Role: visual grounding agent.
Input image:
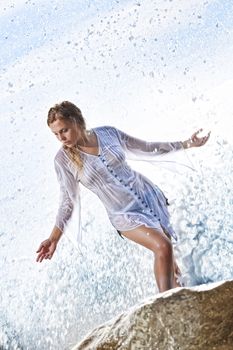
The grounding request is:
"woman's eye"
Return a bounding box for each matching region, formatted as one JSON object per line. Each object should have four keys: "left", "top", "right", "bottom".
{"left": 62, "top": 129, "right": 68, "bottom": 133}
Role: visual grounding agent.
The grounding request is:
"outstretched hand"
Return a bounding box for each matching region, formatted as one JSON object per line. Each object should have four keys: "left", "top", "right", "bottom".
{"left": 36, "top": 239, "right": 57, "bottom": 262}
{"left": 188, "top": 128, "right": 211, "bottom": 148}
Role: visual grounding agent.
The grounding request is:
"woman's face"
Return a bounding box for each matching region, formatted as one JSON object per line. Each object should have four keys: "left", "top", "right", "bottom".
{"left": 49, "top": 118, "right": 83, "bottom": 148}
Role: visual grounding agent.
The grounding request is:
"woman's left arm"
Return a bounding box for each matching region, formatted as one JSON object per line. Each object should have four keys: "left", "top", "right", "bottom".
{"left": 115, "top": 127, "right": 210, "bottom": 156}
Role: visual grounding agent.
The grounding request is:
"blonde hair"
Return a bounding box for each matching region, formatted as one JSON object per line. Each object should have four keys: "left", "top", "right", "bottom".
{"left": 47, "top": 101, "right": 86, "bottom": 169}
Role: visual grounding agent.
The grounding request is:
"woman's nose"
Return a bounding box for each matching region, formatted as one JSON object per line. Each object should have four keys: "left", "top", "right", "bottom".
{"left": 58, "top": 134, "right": 66, "bottom": 141}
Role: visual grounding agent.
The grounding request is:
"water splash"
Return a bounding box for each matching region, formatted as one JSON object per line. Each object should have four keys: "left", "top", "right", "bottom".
{"left": 1, "top": 0, "right": 233, "bottom": 349}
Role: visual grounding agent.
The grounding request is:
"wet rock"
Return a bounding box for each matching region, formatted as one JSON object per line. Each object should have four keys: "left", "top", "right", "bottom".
{"left": 71, "top": 280, "right": 233, "bottom": 350}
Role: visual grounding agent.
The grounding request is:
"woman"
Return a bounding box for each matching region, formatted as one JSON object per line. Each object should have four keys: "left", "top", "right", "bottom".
{"left": 36, "top": 101, "right": 210, "bottom": 292}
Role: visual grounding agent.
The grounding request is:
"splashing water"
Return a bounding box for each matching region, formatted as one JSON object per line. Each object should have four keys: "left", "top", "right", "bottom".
{"left": 0, "top": 0, "right": 233, "bottom": 348}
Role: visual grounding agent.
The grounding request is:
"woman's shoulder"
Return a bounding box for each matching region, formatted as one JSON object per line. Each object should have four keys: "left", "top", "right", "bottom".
{"left": 93, "top": 125, "right": 117, "bottom": 133}
{"left": 92, "top": 125, "right": 122, "bottom": 138}
{"left": 54, "top": 147, "right": 70, "bottom": 166}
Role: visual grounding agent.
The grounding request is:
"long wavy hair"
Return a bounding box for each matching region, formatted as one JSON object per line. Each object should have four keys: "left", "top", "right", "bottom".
{"left": 47, "top": 101, "right": 86, "bottom": 169}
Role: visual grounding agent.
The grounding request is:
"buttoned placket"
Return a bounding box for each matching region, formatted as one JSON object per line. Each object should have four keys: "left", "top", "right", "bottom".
{"left": 98, "top": 154, "right": 160, "bottom": 221}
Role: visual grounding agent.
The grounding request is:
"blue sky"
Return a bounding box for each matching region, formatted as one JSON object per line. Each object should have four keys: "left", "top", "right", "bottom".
{"left": 1, "top": 0, "right": 233, "bottom": 70}
{"left": 0, "top": 0, "right": 129, "bottom": 68}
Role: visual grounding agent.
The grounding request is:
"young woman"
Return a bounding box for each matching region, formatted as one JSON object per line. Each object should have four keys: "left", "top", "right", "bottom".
{"left": 36, "top": 101, "right": 210, "bottom": 292}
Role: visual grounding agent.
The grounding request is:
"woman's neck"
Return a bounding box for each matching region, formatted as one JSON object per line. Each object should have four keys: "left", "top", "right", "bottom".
{"left": 76, "top": 129, "right": 95, "bottom": 148}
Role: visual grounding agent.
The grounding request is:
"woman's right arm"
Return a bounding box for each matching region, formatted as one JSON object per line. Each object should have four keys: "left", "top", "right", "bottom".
{"left": 36, "top": 154, "right": 77, "bottom": 262}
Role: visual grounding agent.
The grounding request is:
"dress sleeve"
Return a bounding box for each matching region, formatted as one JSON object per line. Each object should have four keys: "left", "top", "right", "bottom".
{"left": 115, "top": 127, "right": 183, "bottom": 158}
{"left": 54, "top": 158, "right": 79, "bottom": 233}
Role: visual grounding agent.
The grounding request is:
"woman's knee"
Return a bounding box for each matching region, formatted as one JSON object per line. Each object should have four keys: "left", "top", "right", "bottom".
{"left": 152, "top": 236, "right": 173, "bottom": 258}
{"left": 120, "top": 225, "right": 173, "bottom": 258}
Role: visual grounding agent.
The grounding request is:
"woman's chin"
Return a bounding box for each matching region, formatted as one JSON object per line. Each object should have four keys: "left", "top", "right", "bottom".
{"left": 63, "top": 142, "right": 72, "bottom": 147}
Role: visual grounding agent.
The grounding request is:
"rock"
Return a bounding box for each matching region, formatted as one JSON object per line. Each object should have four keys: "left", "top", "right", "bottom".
{"left": 71, "top": 280, "right": 233, "bottom": 350}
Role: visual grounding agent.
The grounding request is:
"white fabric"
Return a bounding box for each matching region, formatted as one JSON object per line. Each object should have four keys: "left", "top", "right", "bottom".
{"left": 54, "top": 126, "right": 190, "bottom": 243}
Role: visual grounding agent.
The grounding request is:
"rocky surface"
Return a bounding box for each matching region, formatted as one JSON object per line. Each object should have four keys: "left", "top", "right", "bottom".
{"left": 71, "top": 280, "right": 233, "bottom": 350}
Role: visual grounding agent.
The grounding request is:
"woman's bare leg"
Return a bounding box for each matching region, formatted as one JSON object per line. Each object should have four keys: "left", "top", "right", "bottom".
{"left": 162, "top": 228, "right": 183, "bottom": 288}
{"left": 173, "top": 259, "right": 182, "bottom": 287}
{"left": 120, "top": 225, "right": 176, "bottom": 292}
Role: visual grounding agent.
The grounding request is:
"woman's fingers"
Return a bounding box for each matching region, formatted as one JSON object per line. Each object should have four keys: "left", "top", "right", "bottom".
{"left": 191, "top": 128, "right": 203, "bottom": 141}
{"left": 36, "top": 252, "right": 45, "bottom": 262}
{"left": 200, "top": 131, "right": 211, "bottom": 145}
{"left": 190, "top": 129, "right": 211, "bottom": 147}
{"left": 36, "top": 243, "right": 48, "bottom": 262}
{"left": 36, "top": 252, "right": 52, "bottom": 262}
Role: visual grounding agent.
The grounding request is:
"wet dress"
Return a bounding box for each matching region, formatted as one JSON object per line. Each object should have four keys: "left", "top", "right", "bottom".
{"left": 54, "top": 126, "right": 184, "bottom": 243}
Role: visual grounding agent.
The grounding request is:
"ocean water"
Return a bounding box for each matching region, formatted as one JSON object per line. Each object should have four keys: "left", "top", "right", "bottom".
{"left": 0, "top": 0, "right": 233, "bottom": 349}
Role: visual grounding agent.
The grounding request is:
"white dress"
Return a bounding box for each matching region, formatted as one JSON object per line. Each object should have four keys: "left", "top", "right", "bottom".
{"left": 54, "top": 126, "right": 184, "bottom": 243}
